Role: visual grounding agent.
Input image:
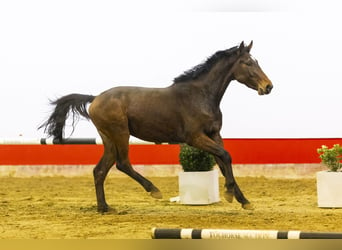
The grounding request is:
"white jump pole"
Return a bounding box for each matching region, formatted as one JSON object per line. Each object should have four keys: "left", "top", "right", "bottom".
{"left": 151, "top": 228, "right": 342, "bottom": 239}
{"left": 0, "top": 138, "right": 157, "bottom": 145}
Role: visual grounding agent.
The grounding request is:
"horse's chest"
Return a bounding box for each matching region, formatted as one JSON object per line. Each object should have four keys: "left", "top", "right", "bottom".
{"left": 201, "top": 113, "right": 222, "bottom": 132}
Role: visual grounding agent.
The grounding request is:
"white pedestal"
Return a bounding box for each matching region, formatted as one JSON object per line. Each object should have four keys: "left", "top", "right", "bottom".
{"left": 178, "top": 169, "right": 220, "bottom": 205}
{"left": 317, "top": 171, "right": 342, "bottom": 208}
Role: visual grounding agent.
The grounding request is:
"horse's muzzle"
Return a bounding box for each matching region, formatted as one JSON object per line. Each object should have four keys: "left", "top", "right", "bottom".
{"left": 258, "top": 84, "right": 273, "bottom": 95}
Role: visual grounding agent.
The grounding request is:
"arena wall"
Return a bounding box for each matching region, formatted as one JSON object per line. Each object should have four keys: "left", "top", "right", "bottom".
{"left": 0, "top": 138, "right": 340, "bottom": 178}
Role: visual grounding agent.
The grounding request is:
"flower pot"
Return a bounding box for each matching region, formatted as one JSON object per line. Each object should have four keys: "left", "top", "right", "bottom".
{"left": 178, "top": 169, "right": 220, "bottom": 205}
{"left": 316, "top": 171, "right": 342, "bottom": 208}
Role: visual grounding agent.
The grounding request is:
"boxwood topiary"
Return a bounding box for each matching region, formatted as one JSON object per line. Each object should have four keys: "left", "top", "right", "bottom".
{"left": 179, "top": 144, "right": 216, "bottom": 172}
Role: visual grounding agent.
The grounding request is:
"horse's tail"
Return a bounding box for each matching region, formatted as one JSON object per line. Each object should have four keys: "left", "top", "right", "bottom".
{"left": 39, "top": 94, "right": 96, "bottom": 141}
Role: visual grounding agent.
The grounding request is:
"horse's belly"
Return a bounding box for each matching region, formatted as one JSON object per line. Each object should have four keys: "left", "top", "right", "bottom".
{"left": 128, "top": 119, "right": 184, "bottom": 144}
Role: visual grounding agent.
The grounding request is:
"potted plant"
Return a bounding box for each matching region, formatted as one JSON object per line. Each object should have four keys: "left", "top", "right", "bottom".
{"left": 178, "top": 144, "right": 220, "bottom": 205}
{"left": 316, "top": 144, "right": 342, "bottom": 208}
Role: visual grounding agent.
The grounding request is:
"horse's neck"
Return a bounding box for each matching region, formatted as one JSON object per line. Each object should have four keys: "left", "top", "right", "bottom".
{"left": 173, "top": 78, "right": 231, "bottom": 110}
{"left": 170, "top": 58, "right": 235, "bottom": 107}
{"left": 196, "top": 66, "right": 234, "bottom": 106}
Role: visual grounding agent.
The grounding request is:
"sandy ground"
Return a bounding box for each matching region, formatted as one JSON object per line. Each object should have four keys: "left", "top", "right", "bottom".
{"left": 1, "top": 175, "right": 342, "bottom": 239}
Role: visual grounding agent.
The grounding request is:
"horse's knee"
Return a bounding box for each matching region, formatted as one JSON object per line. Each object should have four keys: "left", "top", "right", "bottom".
{"left": 221, "top": 150, "right": 232, "bottom": 165}
{"left": 116, "top": 162, "right": 127, "bottom": 173}
{"left": 116, "top": 159, "right": 133, "bottom": 175}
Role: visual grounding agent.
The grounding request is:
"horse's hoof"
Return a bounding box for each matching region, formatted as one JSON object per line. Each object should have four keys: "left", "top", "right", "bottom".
{"left": 97, "top": 207, "right": 107, "bottom": 213}
{"left": 224, "top": 191, "right": 234, "bottom": 203}
{"left": 242, "top": 203, "right": 254, "bottom": 210}
{"left": 150, "top": 186, "right": 163, "bottom": 199}
{"left": 106, "top": 207, "right": 118, "bottom": 214}
{"left": 98, "top": 206, "right": 117, "bottom": 214}
{"left": 150, "top": 190, "right": 163, "bottom": 199}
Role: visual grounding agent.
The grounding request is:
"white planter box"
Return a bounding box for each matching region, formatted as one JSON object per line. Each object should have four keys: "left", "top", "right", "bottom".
{"left": 317, "top": 171, "right": 342, "bottom": 208}
{"left": 178, "top": 169, "right": 220, "bottom": 205}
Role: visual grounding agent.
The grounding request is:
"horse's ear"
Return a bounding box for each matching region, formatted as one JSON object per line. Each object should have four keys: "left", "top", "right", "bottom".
{"left": 238, "top": 41, "right": 245, "bottom": 53}
{"left": 246, "top": 40, "right": 253, "bottom": 52}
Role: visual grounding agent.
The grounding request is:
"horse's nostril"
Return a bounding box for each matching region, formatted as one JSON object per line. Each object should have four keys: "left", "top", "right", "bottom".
{"left": 266, "top": 84, "right": 273, "bottom": 93}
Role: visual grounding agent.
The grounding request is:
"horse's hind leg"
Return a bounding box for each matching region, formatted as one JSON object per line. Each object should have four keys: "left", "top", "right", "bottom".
{"left": 114, "top": 136, "right": 162, "bottom": 199}
{"left": 93, "top": 134, "right": 116, "bottom": 213}
{"left": 117, "top": 160, "right": 163, "bottom": 199}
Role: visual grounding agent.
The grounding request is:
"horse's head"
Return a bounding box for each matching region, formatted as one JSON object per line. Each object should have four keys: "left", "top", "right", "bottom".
{"left": 232, "top": 41, "right": 273, "bottom": 95}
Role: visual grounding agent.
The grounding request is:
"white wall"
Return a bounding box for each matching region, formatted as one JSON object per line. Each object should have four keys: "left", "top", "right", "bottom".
{"left": 0, "top": 0, "right": 341, "bottom": 139}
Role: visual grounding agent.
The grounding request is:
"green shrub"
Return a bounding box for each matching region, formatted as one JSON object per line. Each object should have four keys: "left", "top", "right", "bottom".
{"left": 317, "top": 144, "right": 342, "bottom": 172}
{"left": 179, "top": 144, "right": 216, "bottom": 172}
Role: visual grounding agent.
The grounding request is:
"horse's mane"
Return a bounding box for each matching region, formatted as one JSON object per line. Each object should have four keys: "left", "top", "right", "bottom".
{"left": 173, "top": 46, "right": 239, "bottom": 84}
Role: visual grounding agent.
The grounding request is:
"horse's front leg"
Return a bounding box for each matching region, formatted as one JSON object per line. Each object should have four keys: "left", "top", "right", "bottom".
{"left": 191, "top": 133, "right": 252, "bottom": 209}
{"left": 212, "top": 134, "right": 252, "bottom": 209}
{"left": 213, "top": 153, "right": 234, "bottom": 203}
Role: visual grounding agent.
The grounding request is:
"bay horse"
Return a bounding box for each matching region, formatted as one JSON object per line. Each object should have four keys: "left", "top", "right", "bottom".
{"left": 40, "top": 41, "right": 273, "bottom": 213}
